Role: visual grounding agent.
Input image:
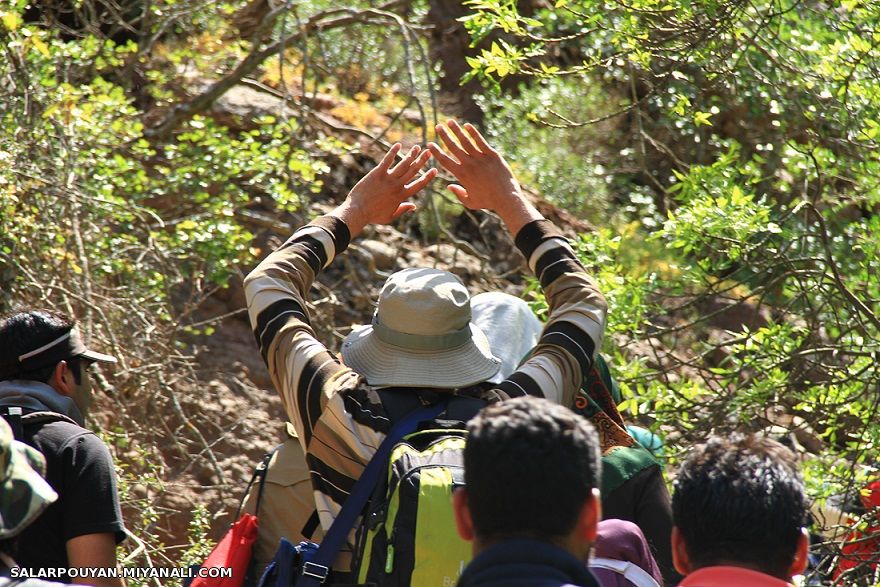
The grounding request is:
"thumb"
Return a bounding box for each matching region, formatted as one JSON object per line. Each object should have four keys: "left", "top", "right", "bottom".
{"left": 391, "top": 202, "right": 417, "bottom": 220}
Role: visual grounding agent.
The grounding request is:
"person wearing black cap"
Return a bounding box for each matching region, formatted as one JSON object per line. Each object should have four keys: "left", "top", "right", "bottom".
{"left": 0, "top": 310, "right": 126, "bottom": 585}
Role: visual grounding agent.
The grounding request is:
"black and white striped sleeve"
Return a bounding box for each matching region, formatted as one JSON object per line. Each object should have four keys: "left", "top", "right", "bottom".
{"left": 496, "top": 219, "right": 607, "bottom": 407}
{"left": 243, "top": 215, "right": 354, "bottom": 446}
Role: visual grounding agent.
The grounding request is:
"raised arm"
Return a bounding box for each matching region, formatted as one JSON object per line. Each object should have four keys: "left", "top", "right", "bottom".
{"left": 243, "top": 144, "right": 435, "bottom": 446}
{"left": 428, "top": 120, "right": 542, "bottom": 235}
{"left": 332, "top": 143, "right": 436, "bottom": 236}
{"left": 430, "top": 121, "right": 607, "bottom": 407}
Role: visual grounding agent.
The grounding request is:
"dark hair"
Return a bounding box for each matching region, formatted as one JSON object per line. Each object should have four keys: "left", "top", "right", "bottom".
{"left": 464, "top": 396, "right": 601, "bottom": 542}
{"left": 672, "top": 433, "right": 809, "bottom": 578}
{"left": 0, "top": 310, "right": 82, "bottom": 384}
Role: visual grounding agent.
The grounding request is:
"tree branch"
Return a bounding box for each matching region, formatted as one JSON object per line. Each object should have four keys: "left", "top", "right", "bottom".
{"left": 144, "top": 0, "right": 407, "bottom": 141}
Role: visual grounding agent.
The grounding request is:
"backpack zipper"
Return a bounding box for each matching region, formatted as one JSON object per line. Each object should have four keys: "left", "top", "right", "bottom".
{"left": 385, "top": 541, "right": 395, "bottom": 574}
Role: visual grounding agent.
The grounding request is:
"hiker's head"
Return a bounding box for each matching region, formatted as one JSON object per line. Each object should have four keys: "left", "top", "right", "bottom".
{"left": 0, "top": 310, "right": 116, "bottom": 416}
{"left": 671, "top": 433, "right": 810, "bottom": 580}
{"left": 470, "top": 292, "right": 543, "bottom": 384}
{"left": 0, "top": 416, "right": 57, "bottom": 552}
{"left": 341, "top": 268, "right": 501, "bottom": 388}
{"left": 454, "top": 396, "right": 602, "bottom": 558}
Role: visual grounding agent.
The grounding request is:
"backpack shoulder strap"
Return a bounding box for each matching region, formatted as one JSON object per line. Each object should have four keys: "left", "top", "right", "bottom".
{"left": 235, "top": 446, "right": 278, "bottom": 519}
{"left": 377, "top": 388, "right": 424, "bottom": 423}
{"left": 0, "top": 407, "right": 76, "bottom": 440}
{"left": 379, "top": 389, "right": 485, "bottom": 425}
{"left": 590, "top": 557, "right": 661, "bottom": 587}
{"left": 443, "top": 394, "right": 487, "bottom": 422}
{"left": 296, "top": 401, "right": 445, "bottom": 587}
{"left": 21, "top": 410, "right": 79, "bottom": 427}
{"left": 300, "top": 510, "right": 320, "bottom": 541}
{"left": 1, "top": 406, "right": 24, "bottom": 440}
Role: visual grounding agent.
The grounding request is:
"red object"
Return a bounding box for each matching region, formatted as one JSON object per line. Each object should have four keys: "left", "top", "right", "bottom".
{"left": 834, "top": 480, "right": 880, "bottom": 580}
{"left": 863, "top": 479, "right": 880, "bottom": 509}
{"left": 190, "top": 514, "right": 259, "bottom": 587}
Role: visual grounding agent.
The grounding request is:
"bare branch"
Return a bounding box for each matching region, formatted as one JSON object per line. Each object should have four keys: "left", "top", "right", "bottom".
{"left": 144, "top": 0, "right": 408, "bottom": 140}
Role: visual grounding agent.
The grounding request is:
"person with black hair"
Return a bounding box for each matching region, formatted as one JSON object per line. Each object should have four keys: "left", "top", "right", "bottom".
{"left": 452, "top": 396, "right": 603, "bottom": 587}
{"left": 0, "top": 310, "right": 126, "bottom": 585}
{"left": 671, "top": 434, "right": 810, "bottom": 587}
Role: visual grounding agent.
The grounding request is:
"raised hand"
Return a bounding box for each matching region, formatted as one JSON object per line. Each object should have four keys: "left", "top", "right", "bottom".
{"left": 336, "top": 143, "right": 437, "bottom": 236}
{"left": 428, "top": 120, "right": 542, "bottom": 234}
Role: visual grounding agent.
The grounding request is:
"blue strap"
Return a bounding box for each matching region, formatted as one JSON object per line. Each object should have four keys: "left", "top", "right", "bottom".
{"left": 297, "top": 401, "right": 445, "bottom": 586}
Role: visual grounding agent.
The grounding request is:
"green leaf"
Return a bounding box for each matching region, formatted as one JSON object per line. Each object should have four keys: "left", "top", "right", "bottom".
{"left": 1, "top": 11, "right": 21, "bottom": 31}
{"left": 693, "top": 111, "right": 713, "bottom": 126}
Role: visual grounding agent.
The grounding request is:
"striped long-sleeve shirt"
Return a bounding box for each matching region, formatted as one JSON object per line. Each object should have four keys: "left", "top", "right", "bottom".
{"left": 243, "top": 214, "right": 607, "bottom": 545}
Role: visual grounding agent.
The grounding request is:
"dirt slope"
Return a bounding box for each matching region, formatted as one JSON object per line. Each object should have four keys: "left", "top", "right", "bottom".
{"left": 116, "top": 82, "right": 593, "bottom": 549}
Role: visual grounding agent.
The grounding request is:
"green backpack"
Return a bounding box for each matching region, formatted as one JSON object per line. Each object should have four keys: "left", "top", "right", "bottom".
{"left": 353, "top": 390, "right": 486, "bottom": 587}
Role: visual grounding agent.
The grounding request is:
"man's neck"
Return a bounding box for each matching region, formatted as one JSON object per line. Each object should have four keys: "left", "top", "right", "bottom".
{"left": 474, "top": 533, "right": 590, "bottom": 562}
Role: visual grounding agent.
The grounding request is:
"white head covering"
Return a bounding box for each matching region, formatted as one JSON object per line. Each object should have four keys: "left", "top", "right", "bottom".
{"left": 470, "top": 292, "right": 544, "bottom": 383}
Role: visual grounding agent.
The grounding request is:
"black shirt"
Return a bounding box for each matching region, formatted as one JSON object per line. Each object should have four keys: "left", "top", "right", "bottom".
{"left": 602, "top": 464, "right": 682, "bottom": 585}
{"left": 15, "top": 417, "right": 126, "bottom": 569}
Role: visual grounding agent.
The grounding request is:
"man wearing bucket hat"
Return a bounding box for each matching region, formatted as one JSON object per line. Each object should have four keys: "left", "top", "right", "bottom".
{"left": 0, "top": 310, "right": 125, "bottom": 585}
{"left": 340, "top": 267, "right": 505, "bottom": 387}
{"left": 244, "top": 120, "right": 607, "bottom": 573}
{"left": 240, "top": 291, "right": 544, "bottom": 579}
{"left": 0, "top": 417, "right": 76, "bottom": 586}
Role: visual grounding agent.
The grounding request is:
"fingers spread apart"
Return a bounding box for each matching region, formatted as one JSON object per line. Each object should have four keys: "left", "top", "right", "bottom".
{"left": 435, "top": 124, "right": 468, "bottom": 161}
{"left": 446, "top": 120, "right": 481, "bottom": 155}
{"left": 378, "top": 143, "right": 403, "bottom": 172}
{"left": 428, "top": 141, "right": 460, "bottom": 171}
{"left": 463, "top": 122, "right": 494, "bottom": 154}
{"left": 396, "top": 149, "right": 432, "bottom": 183}
{"left": 389, "top": 145, "right": 422, "bottom": 177}
{"left": 404, "top": 167, "right": 438, "bottom": 196}
{"left": 430, "top": 120, "right": 496, "bottom": 172}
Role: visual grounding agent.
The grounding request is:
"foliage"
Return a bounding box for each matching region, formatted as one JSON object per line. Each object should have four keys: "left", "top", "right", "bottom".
{"left": 467, "top": 0, "right": 880, "bottom": 582}
{"left": 462, "top": 0, "right": 880, "bottom": 215}
{"left": 112, "top": 439, "right": 166, "bottom": 586}
{"left": 476, "top": 76, "right": 615, "bottom": 222}
{"left": 0, "top": 0, "right": 449, "bottom": 573}
{"left": 0, "top": 0, "right": 342, "bottom": 574}
{"left": 175, "top": 504, "right": 216, "bottom": 585}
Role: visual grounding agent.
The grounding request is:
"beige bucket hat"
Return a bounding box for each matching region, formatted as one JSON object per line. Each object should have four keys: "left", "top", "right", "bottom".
{"left": 342, "top": 268, "right": 501, "bottom": 388}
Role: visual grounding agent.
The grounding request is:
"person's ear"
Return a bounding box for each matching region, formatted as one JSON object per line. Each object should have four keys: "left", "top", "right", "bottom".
{"left": 788, "top": 528, "right": 810, "bottom": 577}
{"left": 671, "top": 526, "right": 692, "bottom": 576}
{"left": 50, "top": 361, "right": 74, "bottom": 396}
{"left": 452, "top": 488, "right": 475, "bottom": 542}
{"left": 576, "top": 488, "right": 601, "bottom": 543}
